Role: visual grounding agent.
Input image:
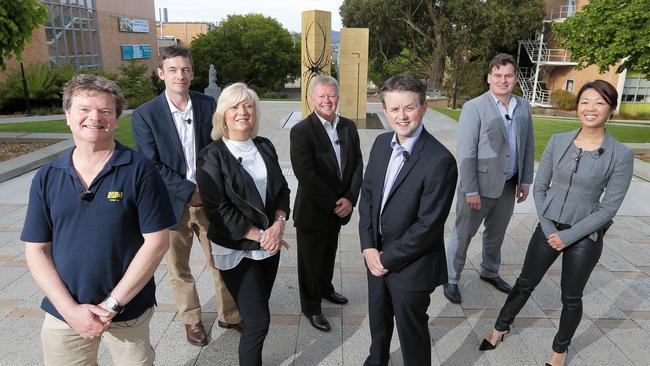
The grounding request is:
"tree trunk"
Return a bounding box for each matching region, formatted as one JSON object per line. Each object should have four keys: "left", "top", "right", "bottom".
{"left": 430, "top": 33, "right": 445, "bottom": 92}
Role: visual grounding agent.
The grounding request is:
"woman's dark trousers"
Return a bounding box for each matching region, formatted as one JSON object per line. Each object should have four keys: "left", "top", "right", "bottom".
{"left": 220, "top": 253, "right": 280, "bottom": 365}
{"left": 495, "top": 224, "right": 603, "bottom": 353}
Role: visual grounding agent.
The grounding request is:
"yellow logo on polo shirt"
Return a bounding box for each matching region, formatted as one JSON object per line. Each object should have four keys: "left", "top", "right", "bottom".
{"left": 107, "top": 191, "right": 123, "bottom": 202}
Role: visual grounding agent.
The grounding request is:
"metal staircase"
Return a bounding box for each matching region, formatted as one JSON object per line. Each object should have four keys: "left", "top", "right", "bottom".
{"left": 517, "top": 67, "right": 551, "bottom": 107}
{"left": 516, "top": 1, "right": 578, "bottom": 107}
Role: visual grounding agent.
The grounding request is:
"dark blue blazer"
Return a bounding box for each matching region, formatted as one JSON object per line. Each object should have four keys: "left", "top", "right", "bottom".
{"left": 132, "top": 91, "right": 216, "bottom": 228}
{"left": 359, "top": 128, "right": 458, "bottom": 290}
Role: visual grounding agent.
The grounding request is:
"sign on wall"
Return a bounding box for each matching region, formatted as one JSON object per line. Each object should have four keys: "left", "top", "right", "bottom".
{"left": 119, "top": 17, "right": 150, "bottom": 33}
{"left": 121, "top": 44, "right": 152, "bottom": 60}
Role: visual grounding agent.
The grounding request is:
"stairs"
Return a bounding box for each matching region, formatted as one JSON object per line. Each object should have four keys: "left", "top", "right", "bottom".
{"left": 517, "top": 67, "right": 552, "bottom": 107}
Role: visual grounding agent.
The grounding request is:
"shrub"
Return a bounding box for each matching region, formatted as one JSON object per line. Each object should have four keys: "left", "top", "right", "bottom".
{"left": 116, "top": 61, "right": 156, "bottom": 110}
{"left": 261, "top": 91, "right": 288, "bottom": 99}
{"left": 617, "top": 111, "right": 650, "bottom": 121}
{"left": 550, "top": 89, "right": 576, "bottom": 110}
{"left": 0, "top": 62, "right": 76, "bottom": 114}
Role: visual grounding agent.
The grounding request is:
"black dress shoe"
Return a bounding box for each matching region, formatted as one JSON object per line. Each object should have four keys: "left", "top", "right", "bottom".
{"left": 443, "top": 283, "right": 461, "bottom": 304}
{"left": 308, "top": 313, "right": 331, "bottom": 332}
{"left": 479, "top": 275, "right": 512, "bottom": 294}
{"left": 324, "top": 291, "right": 348, "bottom": 304}
{"left": 217, "top": 320, "right": 243, "bottom": 334}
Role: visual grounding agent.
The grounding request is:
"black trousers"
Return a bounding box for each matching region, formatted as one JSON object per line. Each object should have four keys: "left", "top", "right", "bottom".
{"left": 296, "top": 226, "right": 341, "bottom": 316}
{"left": 364, "top": 271, "right": 432, "bottom": 366}
{"left": 495, "top": 223, "right": 603, "bottom": 353}
{"left": 220, "top": 253, "right": 280, "bottom": 366}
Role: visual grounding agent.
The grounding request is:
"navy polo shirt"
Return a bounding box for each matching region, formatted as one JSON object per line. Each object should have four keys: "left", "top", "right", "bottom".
{"left": 21, "top": 141, "right": 175, "bottom": 322}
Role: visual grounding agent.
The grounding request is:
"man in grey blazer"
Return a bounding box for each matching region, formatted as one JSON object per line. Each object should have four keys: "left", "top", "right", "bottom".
{"left": 444, "top": 53, "right": 534, "bottom": 304}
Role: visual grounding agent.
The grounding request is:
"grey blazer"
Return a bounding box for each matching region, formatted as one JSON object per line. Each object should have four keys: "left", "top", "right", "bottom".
{"left": 457, "top": 91, "right": 535, "bottom": 198}
{"left": 534, "top": 129, "right": 634, "bottom": 246}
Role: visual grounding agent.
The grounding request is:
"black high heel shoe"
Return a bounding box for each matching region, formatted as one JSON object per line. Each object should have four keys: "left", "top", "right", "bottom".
{"left": 478, "top": 329, "right": 509, "bottom": 351}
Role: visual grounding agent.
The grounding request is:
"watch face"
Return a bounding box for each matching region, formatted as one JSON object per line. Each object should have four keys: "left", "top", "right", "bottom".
{"left": 106, "top": 297, "right": 117, "bottom": 309}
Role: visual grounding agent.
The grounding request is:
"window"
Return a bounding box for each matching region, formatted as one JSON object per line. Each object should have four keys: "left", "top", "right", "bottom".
{"left": 622, "top": 75, "right": 650, "bottom": 104}
{"left": 565, "top": 79, "right": 574, "bottom": 92}
{"left": 43, "top": 0, "right": 100, "bottom": 69}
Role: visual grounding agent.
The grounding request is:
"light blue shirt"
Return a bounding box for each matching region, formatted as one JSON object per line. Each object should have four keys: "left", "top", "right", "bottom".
{"left": 490, "top": 92, "right": 518, "bottom": 180}
{"left": 380, "top": 123, "right": 423, "bottom": 213}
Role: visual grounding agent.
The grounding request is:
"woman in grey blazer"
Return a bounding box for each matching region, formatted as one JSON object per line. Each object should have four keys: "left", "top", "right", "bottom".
{"left": 479, "top": 80, "right": 634, "bottom": 366}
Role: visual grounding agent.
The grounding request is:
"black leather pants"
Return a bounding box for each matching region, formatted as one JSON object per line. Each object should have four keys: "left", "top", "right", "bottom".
{"left": 495, "top": 223, "right": 603, "bottom": 353}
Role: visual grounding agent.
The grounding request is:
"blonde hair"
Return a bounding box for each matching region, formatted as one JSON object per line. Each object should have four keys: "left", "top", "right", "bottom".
{"left": 211, "top": 82, "right": 261, "bottom": 140}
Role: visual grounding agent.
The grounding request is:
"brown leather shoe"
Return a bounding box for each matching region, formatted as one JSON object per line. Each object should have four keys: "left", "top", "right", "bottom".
{"left": 185, "top": 323, "right": 208, "bottom": 346}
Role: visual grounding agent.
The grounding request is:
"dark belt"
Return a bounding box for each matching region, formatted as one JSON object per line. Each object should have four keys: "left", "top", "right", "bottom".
{"left": 555, "top": 222, "right": 571, "bottom": 230}
{"left": 506, "top": 174, "right": 518, "bottom": 184}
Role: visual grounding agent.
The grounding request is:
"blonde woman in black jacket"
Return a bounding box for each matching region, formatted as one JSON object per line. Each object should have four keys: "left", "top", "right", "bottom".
{"left": 196, "top": 83, "right": 290, "bottom": 366}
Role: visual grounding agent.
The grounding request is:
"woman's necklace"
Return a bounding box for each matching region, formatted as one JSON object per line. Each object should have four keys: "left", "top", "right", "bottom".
{"left": 226, "top": 138, "right": 255, "bottom": 154}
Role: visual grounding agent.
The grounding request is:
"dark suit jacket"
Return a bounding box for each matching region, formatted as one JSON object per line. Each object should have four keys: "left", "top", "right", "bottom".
{"left": 359, "top": 128, "right": 458, "bottom": 291}
{"left": 131, "top": 91, "right": 216, "bottom": 228}
{"left": 290, "top": 112, "right": 363, "bottom": 229}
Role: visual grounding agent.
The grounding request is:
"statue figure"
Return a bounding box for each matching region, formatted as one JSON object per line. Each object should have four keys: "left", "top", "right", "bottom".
{"left": 208, "top": 65, "right": 218, "bottom": 87}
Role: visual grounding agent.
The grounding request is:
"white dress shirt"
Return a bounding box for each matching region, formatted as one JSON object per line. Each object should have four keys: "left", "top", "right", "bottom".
{"left": 165, "top": 91, "right": 197, "bottom": 183}
{"left": 315, "top": 113, "right": 342, "bottom": 175}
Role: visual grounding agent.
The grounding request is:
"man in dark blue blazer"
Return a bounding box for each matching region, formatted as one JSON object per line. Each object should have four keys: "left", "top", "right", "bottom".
{"left": 131, "top": 46, "right": 240, "bottom": 346}
{"left": 359, "top": 75, "right": 458, "bottom": 365}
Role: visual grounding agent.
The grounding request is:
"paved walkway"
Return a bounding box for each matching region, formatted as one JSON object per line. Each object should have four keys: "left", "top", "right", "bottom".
{"left": 1, "top": 101, "right": 650, "bottom": 365}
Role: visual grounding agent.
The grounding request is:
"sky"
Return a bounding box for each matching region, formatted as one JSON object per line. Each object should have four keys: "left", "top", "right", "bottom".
{"left": 153, "top": 0, "right": 345, "bottom": 32}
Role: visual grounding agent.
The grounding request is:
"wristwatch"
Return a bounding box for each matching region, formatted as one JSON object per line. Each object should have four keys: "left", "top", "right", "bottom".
{"left": 104, "top": 296, "right": 125, "bottom": 314}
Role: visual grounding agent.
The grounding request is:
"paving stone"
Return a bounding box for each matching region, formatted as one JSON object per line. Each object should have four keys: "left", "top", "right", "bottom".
{"left": 341, "top": 272, "right": 368, "bottom": 317}
{"left": 564, "top": 319, "right": 634, "bottom": 366}
{"left": 294, "top": 315, "right": 343, "bottom": 365}
{"left": 270, "top": 272, "right": 301, "bottom": 315}
{"left": 2, "top": 105, "right": 650, "bottom": 365}
{"left": 598, "top": 246, "right": 640, "bottom": 272}
{"left": 0, "top": 315, "right": 44, "bottom": 365}
{"left": 0, "top": 270, "right": 40, "bottom": 300}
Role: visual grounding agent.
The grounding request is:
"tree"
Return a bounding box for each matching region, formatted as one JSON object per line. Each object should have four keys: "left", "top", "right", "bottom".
{"left": 340, "top": 0, "right": 544, "bottom": 91}
{"left": 0, "top": 0, "right": 49, "bottom": 69}
{"left": 190, "top": 14, "right": 298, "bottom": 90}
{"left": 553, "top": 0, "right": 650, "bottom": 78}
{"left": 117, "top": 61, "right": 156, "bottom": 109}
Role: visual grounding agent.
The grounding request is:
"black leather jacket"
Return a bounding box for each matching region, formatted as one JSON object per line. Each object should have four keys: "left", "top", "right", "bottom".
{"left": 197, "top": 136, "right": 290, "bottom": 250}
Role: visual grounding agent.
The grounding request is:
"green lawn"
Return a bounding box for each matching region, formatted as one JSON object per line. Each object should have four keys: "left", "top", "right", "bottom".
{"left": 0, "top": 115, "right": 136, "bottom": 148}
{"left": 3, "top": 110, "right": 649, "bottom": 161}
{"left": 433, "top": 107, "right": 650, "bottom": 160}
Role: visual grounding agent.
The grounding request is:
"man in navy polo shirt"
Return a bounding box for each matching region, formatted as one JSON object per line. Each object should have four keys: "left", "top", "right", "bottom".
{"left": 22, "top": 74, "right": 174, "bottom": 365}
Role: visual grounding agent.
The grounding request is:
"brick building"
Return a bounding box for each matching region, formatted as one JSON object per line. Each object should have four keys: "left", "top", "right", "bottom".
{"left": 1, "top": 0, "right": 157, "bottom": 80}
{"left": 155, "top": 22, "right": 213, "bottom": 47}
{"left": 517, "top": 0, "right": 649, "bottom": 115}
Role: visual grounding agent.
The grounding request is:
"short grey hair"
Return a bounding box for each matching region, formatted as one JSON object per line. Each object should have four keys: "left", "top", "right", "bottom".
{"left": 62, "top": 74, "right": 126, "bottom": 117}
{"left": 308, "top": 75, "right": 339, "bottom": 95}
{"left": 211, "top": 82, "right": 261, "bottom": 140}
